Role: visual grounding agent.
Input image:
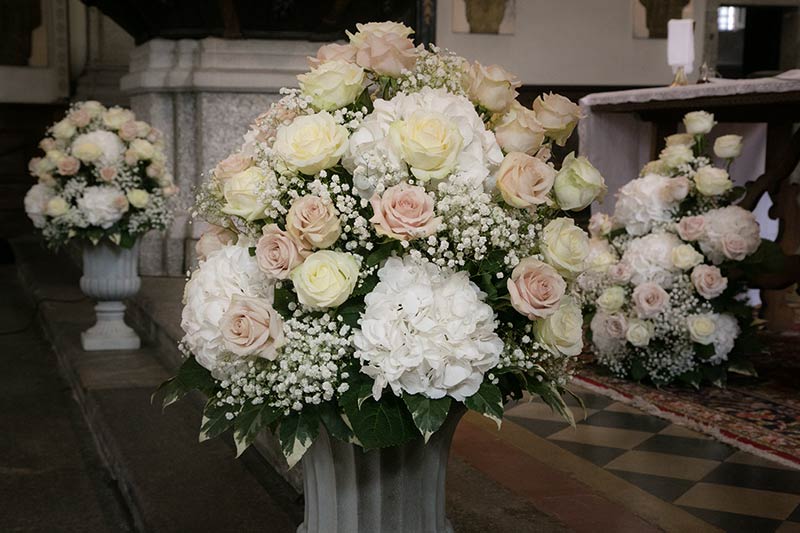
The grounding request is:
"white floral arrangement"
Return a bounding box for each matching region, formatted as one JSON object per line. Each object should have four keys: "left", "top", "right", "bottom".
{"left": 578, "top": 111, "right": 778, "bottom": 387}
{"left": 23, "top": 101, "right": 176, "bottom": 248}
{"left": 158, "top": 22, "right": 606, "bottom": 465}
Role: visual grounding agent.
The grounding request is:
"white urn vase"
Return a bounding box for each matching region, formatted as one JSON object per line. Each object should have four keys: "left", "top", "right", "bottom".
{"left": 297, "top": 408, "right": 464, "bottom": 533}
{"left": 79, "top": 240, "right": 142, "bottom": 351}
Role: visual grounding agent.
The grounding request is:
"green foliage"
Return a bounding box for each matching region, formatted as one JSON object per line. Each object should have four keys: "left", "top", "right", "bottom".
{"left": 152, "top": 356, "right": 216, "bottom": 409}
{"left": 402, "top": 394, "right": 452, "bottom": 442}
{"left": 233, "top": 401, "right": 280, "bottom": 457}
{"left": 339, "top": 378, "right": 418, "bottom": 449}
{"left": 318, "top": 402, "right": 356, "bottom": 443}
{"left": 278, "top": 409, "right": 321, "bottom": 468}
{"left": 527, "top": 380, "right": 575, "bottom": 427}
{"left": 464, "top": 382, "right": 504, "bottom": 428}
{"left": 199, "top": 399, "right": 234, "bottom": 442}
{"left": 272, "top": 284, "right": 295, "bottom": 318}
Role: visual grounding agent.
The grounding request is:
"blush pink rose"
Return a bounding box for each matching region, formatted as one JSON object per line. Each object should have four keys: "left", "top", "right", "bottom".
{"left": 604, "top": 313, "right": 628, "bottom": 338}
{"left": 308, "top": 42, "right": 357, "bottom": 68}
{"left": 57, "top": 156, "right": 80, "bottom": 176}
{"left": 119, "top": 121, "right": 140, "bottom": 141}
{"left": 99, "top": 166, "right": 117, "bottom": 182}
{"left": 39, "top": 138, "right": 58, "bottom": 152}
{"left": 721, "top": 233, "right": 750, "bottom": 261}
{"left": 632, "top": 282, "right": 669, "bottom": 318}
{"left": 162, "top": 184, "right": 179, "bottom": 197}
{"left": 286, "top": 195, "right": 341, "bottom": 249}
{"left": 588, "top": 212, "right": 613, "bottom": 237}
{"left": 146, "top": 163, "right": 165, "bottom": 179}
{"left": 607, "top": 262, "right": 632, "bottom": 283}
{"left": 663, "top": 176, "right": 690, "bottom": 201}
{"left": 68, "top": 109, "right": 91, "bottom": 128}
{"left": 195, "top": 225, "right": 236, "bottom": 261}
{"left": 220, "top": 295, "right": 285, "bottom": 360}
{"left": 369, "top": 183, "right": 441, "bottom": 241}
{"left": 147, "top": 128, "right": 163, "bottom": 144}
{"left": 352, "top": 30, "right": 416, "bottom": 76}
{"left": 691, "top": 264, "right": 728, "bottom": 299}
{"left": 507, "top": 257, "right": 567, "bottom": 319}
{"left": 677, "top": 215, "right": 706, "bottom": 241}
{"left": 255, "top": 224, "right": 310, "bottom": 279}
{"left": 495, "top": 152, "right": 556, "bottom": 209}
{"left": 214, "top": 153, "right": 253, "bottom": 181}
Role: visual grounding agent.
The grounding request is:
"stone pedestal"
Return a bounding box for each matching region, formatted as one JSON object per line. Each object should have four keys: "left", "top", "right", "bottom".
{"left": 121, "top": 37, "right": 319, "bottom": 276}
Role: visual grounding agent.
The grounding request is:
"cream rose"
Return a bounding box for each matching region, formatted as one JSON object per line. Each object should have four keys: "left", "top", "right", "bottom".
{"left": 57, "top": 156, "right": 80, "bottom": 176}
{"left": 677, "top": 215, "right": 706, "bottom": 241}
{"left": 494, "top": 102, "right": 545, "bottom": 155}
{"left": 507, "top": 257, "right": 566, "bottom": 319}
{"left": 536, "top": 298, "right": 584, "bottom": 356}
{"left": 220, "top": 294, "right": 285, "bottom": 360}
{"left": 659, "top": 144, "right": 693, "bottom": 168}
{"left": 127, "top": 189, "right": 150, "bottom": 209}
{"left": 45, "top": 196, "right": 69, "bottom": 217}
{"left": 80, "top": 100, "right": 104, "bottom": 118}
{"left": 687, "top": 314, "right": 716, "bottom": 344}
{"left": 298, "top": 60, "right": 366, "bottom": 111}
{"left": 671, "top": 243, "right": 704, "bottom": 270}
{"left": 308, "top": 42, "right": 357, "bottom": 68}
{"left": 691, "top": 265, "right": 727, "bottom": 299}
{"left": 102, "top": 107, "right": 134, "bottom": 130}
{"left": 273, "top": 112, "right": 348, "bottom": 175}
{"left": 495, "top": 152, "right": 555, "bottom": 208}
{"left": 694, "top": 166, "right": 732, "bottom": 196}
{"left": 389, "top": 110, "right": 463, "bottom": 182}
{"left": 532, "top": 93, "right": 581, "bottom": 146}
{"left": 286, "top": 195, "right": 342, "bottom": 249}
{"left": 369, "top": 183, "right": 440, "bottom": 241}
{"left": 195, "top": 225, "right": 237, "bottom": 261}
{"left": 291, "top": 250, "right": 359, "bottom": 309}
{"left": 255, "top": 224, "right": 309, "bottom": 280}
{"left": 632, "top": 282, "right": 669, "bottom": 318}
{"left": 626, "top": 319, "right": 653, "bottom": 347}
{"left": 588, "top": 213, "right": 613, "bottom": 237}
{"left": 348, "top": 21, "right": 417, "bottom": 76}
{"left": 221, "top": 167, "right": 267, "bottom": 221}
{"left": 553, "top": 152, "right": 606, "bottom": 211}
{"left": 214, "top": 152, "right": 252, "bottom": 181}
{"left": 72, "top": 141, "right": 102, "bottom": 163}
{"left": 129, "top": 139, "right": 155, "bottom": 161}
{"left": 52, "top": 119, "right": 76, "bottom": 140}
{"left": 663, "top": 176, "right": 690, "bottom": 202}
{"left": 597, "top": 286, "right": 625, "bottom": 312}
{"left": 714, "top": 134, "right": 743, "bottom": 159}
{"left": 540, "top": 217, "right": 590, "bottom": 278}
{"left": 683, "top": 111, "right": 716, "bottom": 135}
{"left": 640, "top": 160, "right": 669, "bottom": 176}
{"left": 467, "top": 62, "right": 521, "bottom": 113}
{"left": 665, "top": 133, "right": 695, "bottom": 147}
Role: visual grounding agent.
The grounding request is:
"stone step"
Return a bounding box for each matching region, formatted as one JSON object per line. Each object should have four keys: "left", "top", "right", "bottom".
{"left": 11, "top": 237, "right": 303, "bottom": 533}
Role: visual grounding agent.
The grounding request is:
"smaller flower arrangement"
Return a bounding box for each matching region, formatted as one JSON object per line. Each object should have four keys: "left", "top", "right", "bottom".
{"left": 23, "top": 101, "right": 175, "bottom": 248}
{"left": 578, "top": 111, "right": 780, "bottom": 387}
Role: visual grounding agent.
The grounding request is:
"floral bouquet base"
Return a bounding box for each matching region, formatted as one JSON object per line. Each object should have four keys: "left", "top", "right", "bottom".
{"left": 81, "top": 301, "right": 141, "bottom": 351}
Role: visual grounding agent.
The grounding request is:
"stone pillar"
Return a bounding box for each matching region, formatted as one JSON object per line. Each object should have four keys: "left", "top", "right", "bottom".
{"left": 121, "top": 37, "right": 319, "bottom": 276}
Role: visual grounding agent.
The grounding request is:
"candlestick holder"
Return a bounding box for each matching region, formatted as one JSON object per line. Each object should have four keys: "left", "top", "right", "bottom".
{"left": 670, "top": 66, "right": 689, "bottom": 87}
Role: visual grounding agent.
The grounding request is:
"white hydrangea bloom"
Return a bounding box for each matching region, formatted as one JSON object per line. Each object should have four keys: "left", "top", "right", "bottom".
{"left": 697, "top": 206, "right": 761, "bottom": 264}
{"left": 355, "top": 255, "right": 503, "bottom": 402}
{"left": 70, "top": 130, "right": 125, "bottom": 166}
{"left": 77, "top": 186, "right": 129, "bottom": 229}
{"left": 621, "top": 232, "right": 682, "bottom": 287}
{"left": 613, "top": 174, "right": 676, "bottom": 236}
{"left": 24, "top": 183, "right": 55, "bottom": 228}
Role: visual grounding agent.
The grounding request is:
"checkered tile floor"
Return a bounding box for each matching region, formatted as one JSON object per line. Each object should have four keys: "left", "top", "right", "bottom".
{"left": 506, "top": 387, "right": 800, "bottom": 533}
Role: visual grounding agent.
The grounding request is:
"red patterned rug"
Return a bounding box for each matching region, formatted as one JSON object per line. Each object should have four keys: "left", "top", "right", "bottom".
{"left": 574, "top": 333, "right": 800, "bottom": 470}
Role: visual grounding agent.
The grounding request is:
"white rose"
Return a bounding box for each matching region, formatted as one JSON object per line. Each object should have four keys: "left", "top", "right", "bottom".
{"left": 129, "top": 138, "right": 156, "bottom": 161}
{"left": 45, "top": 197, "right": 69, "bottom": 217}
{"left": 665, "top": 133, "right": 695, "bottom": 147}
{"left": 536, "top": 298, "right": 583, "bottom": 356}
{"left": 713, "top": 134, "right": 743, "bottom": 159}
{"left": 24, "top": 183, "right": 55, "bottom": 228}
{"left": 298, "top": 60, "right": 366, "bottom": 111}
{"left": 597, "top": 286, "right": 625, "bottom": 312}
{"left": 274, "top": 112, "right": 348, "bottom": 175}
{"left": 659, "top": 144, "right": 694, "bottom": 168}
{"left": 221, "top": 167, "right": 267, "bottom": 221}
{"left": 467, "top": 62, "right": 520, "bottom": 113}
{"left": 52, "top": 119, "right": 76, "bottom": 140}
{"left": 291, "top": 250, "right": 359, "bottom": 309}
{"left": 540, "top": 217, "right": 590, "bottom": 278}
{"left": 102, "top": 107, "right": 135, "bottom": 130}
{"left": 494, "top": 102, "right": 545, "bottom": 155}
{"left": 389, "top": 110, "right": 463, "bottom": 181}
{"left": 127, "top": 189, "right": 150, "bottom": 209}
{"left": 683, "top": 111, "right": 716, "bottom": 135}
{"left": 671, "top": 244, "right": 704, "bottom": 270}
{"left": 687, "top": 314, "right": 716, "bottom": 345}
{"left": 77, "top": 186, "right": 129, "bottom": 229}
{"left": 626, "top": 319, "right": 653, "bottom": 347}
{"left": 694, "top": 166, "right": 732, "bottom": 196}
{"left": 554, "top": 152, "right": 606, "bottom": 211}
{"left": 585, "top": 238, "right": 617, "bottom": 273}
{"left": 532, "top": 93, "right": 581, "bottom": 146}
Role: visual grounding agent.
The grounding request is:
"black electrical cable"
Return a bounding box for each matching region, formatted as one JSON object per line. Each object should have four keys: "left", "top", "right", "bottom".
{"left": 0, "top": 296, "right": 88, "bottom": 336}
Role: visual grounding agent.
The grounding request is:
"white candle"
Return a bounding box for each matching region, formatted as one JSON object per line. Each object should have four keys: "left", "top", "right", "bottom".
{"left": 667, "top": 19, "right": 695, "bottom": 74}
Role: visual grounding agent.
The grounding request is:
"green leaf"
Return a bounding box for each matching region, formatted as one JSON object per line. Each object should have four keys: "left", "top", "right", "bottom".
{"left": 248, "top": 246, "right": 256, "bottom": 257}
{"left": 464, "top": 382, "right": 504, "bottom": 429}
{"left": 350, "top": 87, "right": 374, "bottom": 114}
{"left": 152, "top": 356, "right": 216, "bottom": 409}
{"left": 318, "top": 402, "right": 355, "bottom": 443}
{"left": 351, "top": 274, "right": 379, "bottom": 297}
{"left": 527, "top": 380, "right": 575, "bottom": 427}
{"left": 339, "top": 385, "right": 418, "bottom": 450}
{"left": 365, "top": 240, "right": 400, "bottom": 268}
{"left": 233, "top": 401, "right": 280, "bottom": 457}
{"left": 727, "top": 359, "right": 757, "bottom": 377}
{"left": 278, "top": 409, "right": 320, "bottom": 468}
{"left": 119, "top": 232, "right": 136, "bottom": 249}
{"left": 402, "top": 394, "right": 452, "bottom": 442}
{"left": 337, "top": 299, "right": 364, "bottom": 329}
{"left": 199, "top": 399, "right": 234, "bottom": 442}
{"left": 630, "top": 359, "right": 647, "bottom": 381}
{"left": 272, "top": 285, "right": 295, "bottom": 318}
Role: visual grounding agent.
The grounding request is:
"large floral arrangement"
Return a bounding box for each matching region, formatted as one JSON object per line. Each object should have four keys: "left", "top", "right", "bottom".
{"left": 578, "top": 111, "right": 777, "bottom": 387}
{"left": 159, "top": 22, "right": 606, "bottom": 465}
{"left": 23, "top": 101, "right": 176, "bottom": 248}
